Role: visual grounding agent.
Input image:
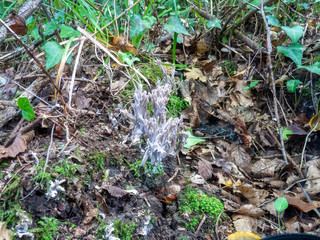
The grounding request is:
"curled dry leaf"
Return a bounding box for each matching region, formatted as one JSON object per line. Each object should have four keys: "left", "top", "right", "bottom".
{"left": 278, "top": 194, "right": 317, "bottom": 213}
{"left": 102, "top": 184, "right": 130, "bottom": 198}
{"left": 233, "top": 117, "right": 252, "bottom": 147}
{"left": 7, "top": 13, "right": 28, "bottom": 35}
{"left": 229, "top": 143, "right": 251, "bottom": 175}
{"left": 184, "top": 67, "right": 207, "bottom": 82}
{"left": 0, "top": 222, "right": 13, "bottom": 240}
{"left": 236, "top": 184, "right": 268, "bottom": 206}
{"left": 198, "top": 159, "right": 213, "bottom": 180}
{"left": 235, "top": 204, "right": 265, "bottom": 218}
{"left": 0, "top": 131, "right": 35, "bottom": 162}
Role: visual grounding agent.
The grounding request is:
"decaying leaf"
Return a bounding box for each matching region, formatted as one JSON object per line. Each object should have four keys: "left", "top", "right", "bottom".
{"left": 184, "top": 67, "right": 207, "bottom": 82}
{"left": 236, "top": 184, "right": 268, "bottom": 206}
{"left": 229, "top": 144, "right": 251, "bottom": 175}
{"left": 198, "top": 159, "right": 213, "bottom": 180}
{"left": 309, "top": 113, "right": 320, "bottom": 131}
{"left": 305, "top": 159, "right": 320, "bottom": 195}
{"left": 228, "top": 231, "right": 262, "bottom": 240}
{"left": 250, "top": 158, "right": 285, "bottom": 178}
{"left": 233, "top": 117, "right": 252, "bottom": 147}
{"left": 0, "top": 131, "right": 35, "bottom": 162}
{"left": 235, "top": 204, "right": 265, "bottom": 218}
{"left": 277, "top": 194, "right": 316, "bottom": 213}
{"left": 232, "top": 215, "right": 260, "bottom": 233}
{"left": 0, "top": 222, "right": 13, "bottom": 240}
{"left": 102, "top": 184, "right": 130, "bottom": 198}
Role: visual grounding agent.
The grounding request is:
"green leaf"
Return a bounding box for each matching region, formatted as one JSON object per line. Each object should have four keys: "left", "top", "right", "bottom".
{"left": 277, "top": 43, "right": 305, "bottom": 65}
{"left": 184, "top": 130, "right": 206, "bottom": 149}
{"left": 60, "top": 24, "right": 80, "bottom": 38}
{"left": 266, "top": 15, "right": 279, "bottom": 27}
{"left": 274, "top": 197, "right": 289, "bottom": 213}
{"left": 242, "top": 80, "right": 259, "bottom": 90}
{"left": 42, "top": 41, "right": 71, "bottom": 70}
{"left": 206, "top": 18, "right": 222, "bottom": 30}
{"left": 118, "top": 52, "right": 140, "bottom": 67}
{"left": 164, "top": 16, "right": 190, "bottom": 36}
{"left": 286, "top": 79, "right": 302, "bottom": 92}
{"left": 281, "top": 25, "right": 304, "bottom": 43}
{"left": 17, "top": 97, "right": 36, "bottom": 121}
{"left": 31, "top": 27, "right": 41, "bottom": 41}
{"left": 130, "top": 14, "right": 146, "bottom": 39}
{"left": 43, "top": 21, "right": 58, "bottom": 36}
{"left": 282, "top": 128, "right": 293, "bottom": 140}
{"left": 298, "top": 62, "right": 320, "bottom": 75}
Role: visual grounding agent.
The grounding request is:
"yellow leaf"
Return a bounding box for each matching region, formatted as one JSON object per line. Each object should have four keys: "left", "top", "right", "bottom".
{"left": 228, "top": 231, "right": 262, "bottom": 240}
{"left": 309, "top": 113, "right": 320, "bottom": 131}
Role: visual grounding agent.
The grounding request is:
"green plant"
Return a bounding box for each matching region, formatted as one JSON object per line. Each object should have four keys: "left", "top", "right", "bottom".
{"left": 17, "top": 97, "right": 36, "bottom": 121}
{"left": 54, "top": 158, "right": 84, "bottom": 179}
{"left": 86, "top": 151, "right": 107, "bottom": 171}
{"left": 127, "top": 157, "right": 164, "bottom": 181}
{"left": 274, "top": 197, "right": 289, "bottom": 232}
{"left": 179, "top": 187, "right": 225, "bottom": 232}
{"left": 113, "top": 219, "right": 137, "bottom": 240}
{"left": 32, "top": 217, "right": 61, "bottom": 240}
{"left": 166, "top": 94, "right": 189, "bottom": 118}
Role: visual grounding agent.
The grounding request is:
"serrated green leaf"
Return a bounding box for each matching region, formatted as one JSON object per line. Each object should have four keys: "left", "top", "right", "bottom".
{"left": 277, "top": 43, "right": 305, "bottom": 65}
{"left": 266, "top": 15, "right": 279, "bottom": 27}
{"left": 164, "top": 16, "right": 190, "bottom": 36}
{"left": 206, "top": 18, "right": 222, "bottom": 29}
{"left": 298, "top": 62, "right": 320, "bottom": 75}
{"left": 286, "top": 79, "right": 302, "bottom": 93}
{"left": 130, "top": 14, "right": 146, "bottom": 39}
{"left": 184, "top": 130, "right": 206, "bottom": 149}
{"left": 60, "top": 24, "right": 80, "bottom": 38}
{"left": 274, "top": 197, "right": 288, "bottom": 213}
{"left": 281, "top": 25, "right": 304, "bottom": 43}
{"left": 17, "top": 97, "right": 36, "bottom": 121}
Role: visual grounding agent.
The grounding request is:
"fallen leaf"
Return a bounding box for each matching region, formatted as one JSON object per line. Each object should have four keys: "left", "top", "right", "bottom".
{"left": 236, "top": 184, "right": 268, "bottom": 206}
{"left": 232, "top": 215, "right": 260, "bottom": 233}
{"left": 184, "top": 67, "right": 206, "bottom": 82}
{"left": 0, "top": 222, "right": 13, "bottom": 240}
{"left": 277, "top": 194, "right": 317, "bottom": 213}
{"left": 7, "top": 13, "right": 28, "bottom": 35}
{"left": 233, "top": 116, "right": 252, "bottom": 147}
{"left": 228, "top": 231, "right": 262, "bottom": 240}
{"left": 102, "top": 185, "right": 130, "bottom": 198}
{"left": 198, "top": 159, "right": 213, "bottom": 180}
{"left": 309, "top": 113, "right": 320, "bottom": 131}
{"left": 305, "top": 159, "right": 320, "bottom": 195}
{"left": 0, "top": 131, "right": 34, "bottom": 162}
{"left": 235, "top": 204, "right": 265, "bottom": 218}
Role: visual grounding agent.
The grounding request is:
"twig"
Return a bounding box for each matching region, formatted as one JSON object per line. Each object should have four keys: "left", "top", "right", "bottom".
{"left": 0, "top": 18, "right": 67, "bottom": 108}
{"left": 260, "top": 2, "right": 288, "bottom": 165}
{"left": 195, "top": 214, "right": 206, "bottom": 235}
{"left": 300, "top": 118, "right": 320, "bottom": 169}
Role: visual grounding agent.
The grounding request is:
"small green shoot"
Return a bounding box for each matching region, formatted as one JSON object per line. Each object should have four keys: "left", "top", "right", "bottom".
{"left": 286, "top": 80, "right": 302, "bottom": 93}
{"left": 119, "top": 52, "right": 140, "bottom": 67}
{"left": 274, "top": 197, "right": 288, "bottom": 232}
{"left": 242, "top": 80, "right": 259, "bottom": 90}
{"left": 277, "top": 127, "right": 293, "bottom": 141}
{"left": 17, "top": 97, "right": 36, "bottom": 121}
{"left": 32, "top": 217, "right": 61, "bottom": 240}
{"left": 184, "top": 130, "right": 206, "bottom": 149}
{"left": 113, "top": 219, "right": 137, "bottom": 240}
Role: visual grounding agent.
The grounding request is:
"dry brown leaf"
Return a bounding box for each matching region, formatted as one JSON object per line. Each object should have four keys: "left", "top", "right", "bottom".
{"left": 83, "top": 208, "right": 99, "bottom": 225}
{"left": 233, "top": 117, "right": 252, "bottom": 147}
{"left": 235, "top": 204, "right": 265, "bottom": 218}
{"left": 228, "top": 231, "right": 262, "bottom": 240}
{"left": 0, "top": 222, "right": 13, "bottom": 240}
{"left": 111, "top": 36, "right": 137, "bottom": 54}
{"left": 250, "top": 158, "right": 285, "bottom": 178}
{"left": 231, "top": 66, "right": 251, "bottom": 79}
{"left": 236, "top": 184, "right": 268, "bottom": 206}
{"left": 0, "top": 131, "right": 34, "bottom": 162}
{"left": 294, "top": 113, "right": 309, "bottom": 125}
{"left": 278, "top": 194, "right": 317, "bottom": 213}
{"left": 184, "top": 67, "right": 206, "bottom": 82}
{"left": 306, "top": 159, "right": 320, "bottom": 195}
{"left": 232, "top": 215, "right": 260, "bottom": 233}
{"left": 102, "top": 185, "right": 130, "bottom": 198}
{"left": 309, "top": 113, "right": 320, "bottom": 131}
{"left": 229, "top": 143, "right": 251, "bottom": 174}
{"left": 196, "top": 39, "right": 210, "bottom": 54}
{"left": 198, "top": 159, "right": 213, "bottom": 180}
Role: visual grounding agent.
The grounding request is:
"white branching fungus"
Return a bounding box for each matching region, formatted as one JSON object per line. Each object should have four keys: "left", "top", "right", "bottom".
{"left": 46, "top": 179, "right": 65, "bottom": 199}
{"left": 130, "top": 83, "right": 187, "bottom": 167}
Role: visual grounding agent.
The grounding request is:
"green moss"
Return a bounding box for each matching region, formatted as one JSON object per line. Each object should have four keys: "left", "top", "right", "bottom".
{"left": 221, "top": 61, "right": 238, "bottom": 77}
{"left": 179, "top": 187, "right": 225, "bottom": 232}
{"left": 113, "top": 219, "right": 137, "bottom": 240}
{"left": 167, "top": 94, "right": 189, "bottom": 118}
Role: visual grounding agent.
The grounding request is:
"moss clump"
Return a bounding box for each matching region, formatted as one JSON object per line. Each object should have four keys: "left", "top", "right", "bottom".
{"left": 179, "top": 187, "right": 225, "bottom": 232}
{"left": 113, "top": 220, "right": 137, "bottom": 240}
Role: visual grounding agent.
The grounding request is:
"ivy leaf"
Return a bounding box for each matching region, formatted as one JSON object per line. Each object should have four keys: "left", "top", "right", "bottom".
{"left": 60, "top": 24, "right": 80, "bottom": 38}
{"left": 164, "top": 16, "right": 190, "bottom": 36}
{"left": 274, "top": 197, "right": 289, "bottom": 213}
{"left": 17, "top": 97, "right": 36, "bottom": 121}
{"left": 119, "top": 52, "right": 140, "bottom": 67}
{"left": 206, "top": 18, "right": 222, "bottom": 29}
{"left": 277, "top": 43, "right": 305, "bottom": 65}
{"left": 281, "top": 25, "right": 304, "bottom": 43}
{"left": 184, "top": 130, "right": 206, "bottom": 149}
{"left": 298, "top": 62, "right": 320, "bottom": 75}
{"left": 286, "top": 79, "right": 302, "bottom": 92}
{"left": 130, "top": 14, "right": 146, "bottom": 39}
{"left": 266, "top": 15, "right": 279, "bottom": 27}
{"left": 43, "top": 20, "right": 58, "bottom": 36}
{"left": 42, "top": 41, "right": 71, "bottom": 70}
